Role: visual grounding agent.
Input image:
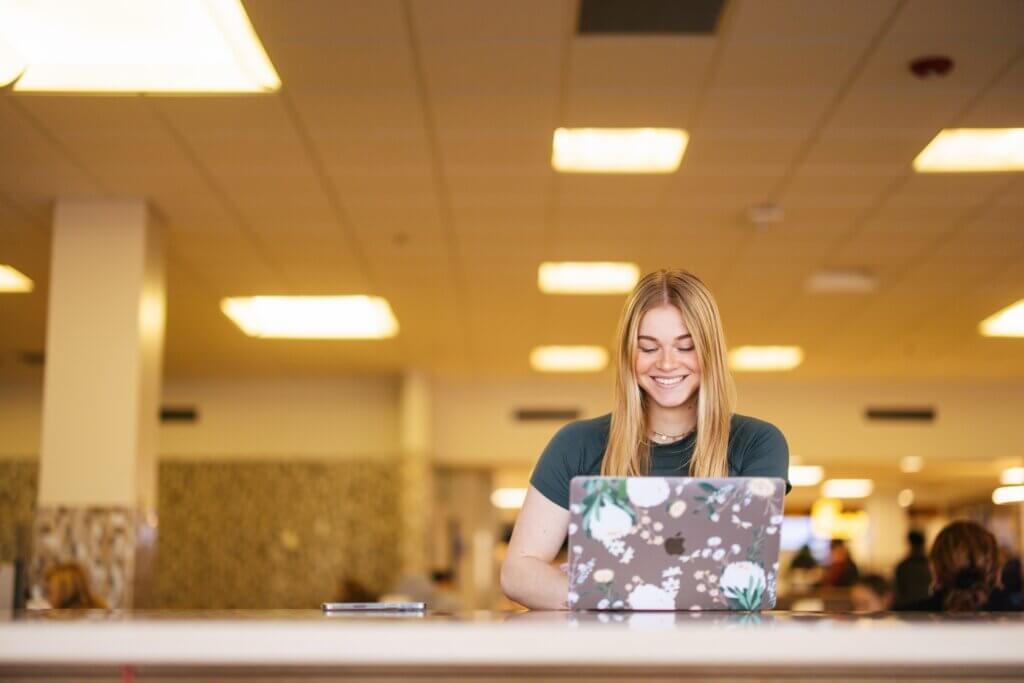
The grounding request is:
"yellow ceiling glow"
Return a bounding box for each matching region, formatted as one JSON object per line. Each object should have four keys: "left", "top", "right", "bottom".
{"left": 0, "top": 0, "right": 280, "bottom": 93}
{"left": 913, "top": 128, "right": 1024, "bottom": 172}
{"left": 788, "top": 465, "right": 824, "bottom": 487}
{"left": 552, "top": 128, "right": 688, "bottom": 173}
{"left": 821, "top": 479, "right": 874, "bottom": 499}
{"left": 992, "top": 486, "right": 1024, "bottom": 505}
{"left": 530, "top": 346, "right": 609, "bottom": 373}
{"left": 490, "top": 488, "right": 528, "bottom": 509}
{"left": 0, "top": 265, "right": 34, "bottom": 293}
{"left": 1001, "top": 467, "right": 1024, "bottom": 486}
{"left": 899, "top": 455, "right": 924, "bottom": 473}
{"left": 979, "top": 299, "right": 1024, "bottom": 337}
{"left": 538, "top": 262, "right": 640, "bottom": 295}
{"left": 221, "top": 296, "right": 398, "bottom": 339}
{"left": 728, "top": 346, "right": 804, "bottom": 372}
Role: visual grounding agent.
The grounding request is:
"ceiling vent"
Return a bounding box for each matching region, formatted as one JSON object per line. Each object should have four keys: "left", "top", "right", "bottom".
{"left": 514, "top": 408, "right": 581, "bottom": 422}
{"left": 160, "top": 406, "right": 198, "bottom": 424}
{"left": 579, "top": 0, "right": 726, "bottom": 35}
{"left": 865, "top": 407, "right": 935, "bottom": 423}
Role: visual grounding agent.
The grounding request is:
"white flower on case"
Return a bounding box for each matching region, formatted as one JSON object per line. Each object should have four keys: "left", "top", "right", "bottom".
{"left": 662, "top": 566, "right": 682, "bottom": 578}
{"left": 619, "top": 547, "right": 635, "bottom": 564}
{"left": 731, "top": 544, "right": 741, "bottom": 554}
{"left": 713, "top": 549, "right": 726, "bottom": 561}
{"left": 568, "top": 591, "right": 579, "bottom": 605}
{"left": 766, "top": 526, "right": 778, "bottom": 535}
{"left": 598, "top": 598, "right": 610, "bottom": 609}
{"left": 747, "top": 479, "right": 777, "bottom": 498}
{"left": 627, "top": 583, "right": 675, "bottom": 610}
{"left": 707, "top": 536, "right": 722, "bottom": 547}
{"left": 669, "top": 501, "right": 687, "bottom": 518}
{"left": 588, "top": 501, "right": 633, "bottom": 542}
{"left": 720, "top": 561, "right": 767, "bottom": 610}
{"left": 696, "top": 583, "right": 706, "bottom": 592}
{"left": 627, "top": 478, "right": 670, "bottom": 507}
{"left": 568, "top": 523, "right": 578, "bottom": 534}
{"left": 770, "top": 514, "right": 783, "bottom": 525}
{"left": 593, "top": 569, "right": 615, "bottom": 583}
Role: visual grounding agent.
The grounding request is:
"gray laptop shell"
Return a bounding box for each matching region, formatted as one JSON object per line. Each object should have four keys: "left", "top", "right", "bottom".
{"left": 568, "top": 476, "right": 785, "bottom": 611}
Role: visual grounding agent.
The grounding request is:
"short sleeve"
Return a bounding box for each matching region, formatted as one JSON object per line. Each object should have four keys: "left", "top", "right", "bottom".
{"left": 738, "top": 422, "right": 792, "bottom": 494}
{"left": 529, "top": 422, "right": 586, "bottom": 510}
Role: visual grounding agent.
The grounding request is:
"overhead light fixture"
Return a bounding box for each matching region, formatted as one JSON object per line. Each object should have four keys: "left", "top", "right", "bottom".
{"left": 0, "top": 34, "right": 25, "bottom": 86}
{"left": 913, "top": 128, "right": 1024, "bottom": 172}
{"left": 0, "top": 265, "right": 34, "bottom": 292}
{"left": 490, "top": 488, "right": 528, "bottom": 509}
{"left": 530, "top": 346, "right": 608, "bottom": 373}
{"left": 992, "top": 486, "right": 1024, "bottom": 505}
{"left": 0, "top": 0, "right": 280, "bottom": 93}
{"left": 806, "top": 269, "right": 878, "bottom": 294}
{"left": 821, "top": 479, "right": 874, "bottom": 499}
{"left": 221, "top": 296, "right": 398, "bottom": 339}
{"left": 728, "top": 346, "right": 804, "bottom": 372}
{"left": 789, "top": 465, "right": 824, "bottom": 487}
{"left": 900, "top": 456, "right": 924, "bottom": 474}
{"left": 897, "top": 488, "right": 915, "bottom": 508}
{"left": 1001, "top": 467, "right": 1024, "bottom": 486}
{"left": 979, "top": 299, "right": 1024, "bottom": 337}
{"left": 551, "top": 127, "right": 688, "bottom": 173}
{"left": 537, "top": 262, "right": 640, "bottom": 295}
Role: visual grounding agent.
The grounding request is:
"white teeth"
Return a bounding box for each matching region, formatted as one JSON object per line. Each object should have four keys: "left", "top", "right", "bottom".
{"left": 654, "top": 376, "right": 684, "bottom": 386}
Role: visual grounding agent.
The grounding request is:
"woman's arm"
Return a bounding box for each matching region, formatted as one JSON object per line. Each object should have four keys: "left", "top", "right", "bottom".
{"left": 500, "top": 485, "right": 571, "bottom": 610}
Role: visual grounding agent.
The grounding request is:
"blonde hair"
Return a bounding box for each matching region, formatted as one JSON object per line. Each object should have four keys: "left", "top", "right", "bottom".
{"left": 601, "top": 270, "right": 735, "bottom": 477}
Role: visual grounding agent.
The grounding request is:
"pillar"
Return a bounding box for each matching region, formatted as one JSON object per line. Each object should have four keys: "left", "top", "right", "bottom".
{"left": 398, "top": 371, "right": 432, "bottom": 576}
{"left": 864, "top": 486, "right": 909, "bottom": 575}
{"left": 32, "top": 199, "right": 164, "bottom": 608}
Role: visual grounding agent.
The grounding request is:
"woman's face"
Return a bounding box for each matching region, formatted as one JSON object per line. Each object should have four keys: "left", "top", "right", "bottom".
{"left": 634, "top": 304, "right": 701, "bottom": 409}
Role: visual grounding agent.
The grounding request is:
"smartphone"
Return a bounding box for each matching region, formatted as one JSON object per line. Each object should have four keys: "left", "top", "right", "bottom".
{"left": 321, "top": 601, "right": 425, "bottom": 611}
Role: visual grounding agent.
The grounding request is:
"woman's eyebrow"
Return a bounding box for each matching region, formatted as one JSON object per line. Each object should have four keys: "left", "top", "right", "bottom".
{"left": 638, "top": 334, "right": 692, "bottom": 341}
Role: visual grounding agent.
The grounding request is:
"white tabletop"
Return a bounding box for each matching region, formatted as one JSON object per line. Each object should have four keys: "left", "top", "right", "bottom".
{"left": 2, "top": 609, "right": 1023, "bottom": 670}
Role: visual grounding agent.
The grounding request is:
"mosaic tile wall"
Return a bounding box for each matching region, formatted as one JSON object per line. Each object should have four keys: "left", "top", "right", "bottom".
{"left": 0, "top": 460, "right": 400, "bottom": 609}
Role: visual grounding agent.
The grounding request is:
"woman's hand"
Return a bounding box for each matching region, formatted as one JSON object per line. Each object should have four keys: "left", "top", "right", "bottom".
{"left": 500, "top": 485, "right": 571, "bottom": 610}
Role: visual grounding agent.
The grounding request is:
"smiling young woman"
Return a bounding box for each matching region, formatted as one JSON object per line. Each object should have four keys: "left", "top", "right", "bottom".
{"left": 500, "top": 269, "right": 791, "bottom": 610}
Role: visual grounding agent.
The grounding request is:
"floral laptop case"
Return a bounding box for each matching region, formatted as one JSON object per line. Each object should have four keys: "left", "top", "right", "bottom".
{"left": 567, "top": 476, "right": 785, "bottom": 611}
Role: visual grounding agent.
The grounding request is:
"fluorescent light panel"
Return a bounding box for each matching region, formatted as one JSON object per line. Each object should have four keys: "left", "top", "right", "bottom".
{"left": 490, "top": 488, "right": 528, "bottom": 509}
{"left": 992, "top": 486, "right": 1024, "bottom": 505}
{"left": 788, "top": 465, "right": 824, "bottom": 487}
{"left": 729, "top": 346, "right": 804, "bottom": 372}
{"left": 1001, "top": 467, "right": 1024, "bottom": 486}
{"left": 552, "top": 128, "right": 688, "bottom": 173}
{"left": 900, "top": 455, "right": 924, "bottom": 473}
{"left": 914, "top": 128, "right": 1024, "bottom": 172}
{"left": 821, "top": 479, "right": 874, "bottom": 499}
{"left": 538, "top": 262, "right": 640, "bottom": 295}
{"left": 0, "top": 265, "right": 33, "bottom": 292}
{"left": 221, "top": 296, "right": 398, "bottom": 339}
{"left": 0, "top": 0, "right": 280, "bottom": 93}
{"left": 979, "top": 299, "right": 1024, "bottom": 337}
{"left": 897, "top": 488, "right": 915, "bottom": 508}
{"left": 530, "top": 346, "right": 608, "bottom": 373}
{"left": 806, "top": 269, "right": 877, "bottom": 294}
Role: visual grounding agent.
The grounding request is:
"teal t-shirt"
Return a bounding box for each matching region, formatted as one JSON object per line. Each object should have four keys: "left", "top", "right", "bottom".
{"left": 530, "top": 413, "right": 790, "bottom": 510}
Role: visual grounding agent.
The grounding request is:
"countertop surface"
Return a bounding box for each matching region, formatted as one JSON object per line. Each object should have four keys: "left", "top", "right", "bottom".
{"left": 2, "top": 609, "right": 1023, "bottom": 669}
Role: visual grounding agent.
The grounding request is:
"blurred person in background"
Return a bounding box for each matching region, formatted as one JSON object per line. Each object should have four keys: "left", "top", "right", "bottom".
{"left": 43, "top": 562, "right": 107, "bottom": 609}
{"left": 893, "top": 529, "right": 931, "bottom": 608}
{"left": 851, "top": 574, "right": 893, "bottom": 613}
{"left": 999, "top": 555, "right": 1022, "bottom": 610}
{"left": 898, "top": 520, "right": 1019, "bottom": 612}
{"left": 820, "top": 539, "right": 859, "bottom": 588}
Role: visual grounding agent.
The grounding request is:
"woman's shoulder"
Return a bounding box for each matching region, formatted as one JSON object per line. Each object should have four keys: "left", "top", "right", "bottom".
{"left": 729, "top": 413, "right": 786, "bottom": 443}
{"left": 551, "top": 413, "right": 612, "bottom": 446}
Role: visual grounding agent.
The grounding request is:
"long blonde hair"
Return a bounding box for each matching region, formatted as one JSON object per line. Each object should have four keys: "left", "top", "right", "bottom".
{"left": 601, "top": 270, "right": 736, "bottom": 477}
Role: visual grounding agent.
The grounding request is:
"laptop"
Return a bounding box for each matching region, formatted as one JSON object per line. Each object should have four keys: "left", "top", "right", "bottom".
{"left": 567, "top": 476, "right": 785, "bottom": 611}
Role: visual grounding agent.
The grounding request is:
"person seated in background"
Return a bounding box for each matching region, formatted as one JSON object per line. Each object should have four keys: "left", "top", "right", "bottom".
{"left": 44, "top": 562, "right": 107, "bottom": 609}
{"left": 898, "top": 520, "right": 1019, "bottom": 612}
{"left": 820, "top": 539, "right": 859, "bottom": 588}
{"left": 850, "top": 574, "right": 893, "bottom": 613}
{"left": 332, "top": 577, "right": 377, "bottom": 604}
{"left": 893, "top": 529, "right": 931, "bottom": 608}
{"left": 1000, "top": 556, "right": 1023, "bottom": 610}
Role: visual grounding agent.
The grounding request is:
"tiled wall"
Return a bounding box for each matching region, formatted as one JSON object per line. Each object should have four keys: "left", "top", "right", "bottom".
{"left": 0, "top": 460, "right": 400, "bottom": 608}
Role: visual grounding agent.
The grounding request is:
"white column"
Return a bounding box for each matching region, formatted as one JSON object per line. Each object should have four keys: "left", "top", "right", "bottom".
{"left": 864, "top": 487, "right": 909, "bottom": 576}
{"left": 34, "top": 199, "right": 165, "bottom": 607}
{"left": 398, "top": 371, "right": 433, "bottom": 576}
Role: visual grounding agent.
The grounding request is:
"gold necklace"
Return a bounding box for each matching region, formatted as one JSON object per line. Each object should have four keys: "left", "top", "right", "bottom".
{"left": 650, "top": 426, "right": 695, "bottom": 444}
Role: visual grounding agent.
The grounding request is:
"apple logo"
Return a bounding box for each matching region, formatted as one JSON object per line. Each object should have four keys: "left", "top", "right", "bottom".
{"left": 664, "top": 533, "right": 686, "bottom": 556}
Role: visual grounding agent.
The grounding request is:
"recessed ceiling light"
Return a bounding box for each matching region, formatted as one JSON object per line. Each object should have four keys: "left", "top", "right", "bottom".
{"left": 728, "top": 346, "right": 804, "bottom": 372}
{"left": 0, "top": 265, "right": 34, "bottom": 293}
{"left": 821, "top": 479, "right": 874, "bottom": 499}
{"left": 900, "top": 456, "right": 924, "bottom": 473}
{"left": 221, "top": 296, "right": 398, "bottom": 339}
{"left": 806, "top": 269, "right": 877, "bottom": 294}
{"left": 979, "top": 299, "right": 1024, "bottom": 337}
{"left": 789, "top": 465, "right": 824, "bottom": 487}
{"left": 992, "top": 485, "right": 1024, "bottom": 505}
{"left": 530, "top": 346, "right": 608, "bottom": 373}
{"left": 551, "top": 128, "right": 688, "bottom": 173}
{"left": 490, "top": 488, "right": 528, "bottom": 509}
{"left": 897, "top": 488, "right": 915, "bottom": 508}
{"left": 1001, "top": 467, "right": 1024, "bottom": 486}
{"left": 913, "top": 128, "right": 1024, "bottom": 172}
{"left": 537, "top": 262, "right": 640, "bottom": 295}
{"left": 0, "top": 0, "right": 280, "bottom": 93}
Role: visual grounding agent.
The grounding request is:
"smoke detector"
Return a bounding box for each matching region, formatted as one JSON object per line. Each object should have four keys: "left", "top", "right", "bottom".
{"left": 746, "top": 202, "right": 784, "bottom": 229}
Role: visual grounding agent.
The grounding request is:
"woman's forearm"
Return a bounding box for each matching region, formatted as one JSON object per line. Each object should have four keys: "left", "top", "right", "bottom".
{"left": 500, "top": 555, "right": 570, "bottom": 610}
